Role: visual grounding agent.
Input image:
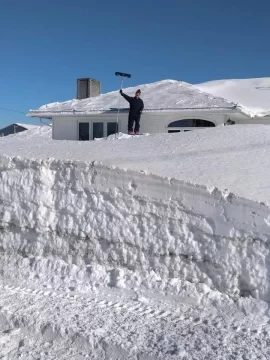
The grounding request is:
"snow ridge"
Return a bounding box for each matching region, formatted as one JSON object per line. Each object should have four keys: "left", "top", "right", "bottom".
{"left": 1, "top": 155, "right": 270, "bottom": 302}
{"left": 27, "top": 79, "right": 239, "bottom": 116}
{"left": 196, "top": 77, "right": 270, "bottom": 117}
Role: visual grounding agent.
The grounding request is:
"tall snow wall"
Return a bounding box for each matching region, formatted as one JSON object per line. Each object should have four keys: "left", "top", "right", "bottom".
{"left": 0, "top": 155, "right": 270, "bottom": 301}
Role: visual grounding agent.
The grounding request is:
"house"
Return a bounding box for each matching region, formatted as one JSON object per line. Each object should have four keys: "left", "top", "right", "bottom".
{"left": 27, "top": 78, "right": 270, "bottom": 141}
{"left": 0, "top": 122, "right": 40, "bottom": 137}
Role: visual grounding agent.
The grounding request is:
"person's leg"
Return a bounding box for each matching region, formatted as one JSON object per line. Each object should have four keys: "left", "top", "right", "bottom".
{"left": 128, "top": 114, "right": 134, "bottom": 133}
{"left": 134, "top": 116, "right": 140, "bottom": 133}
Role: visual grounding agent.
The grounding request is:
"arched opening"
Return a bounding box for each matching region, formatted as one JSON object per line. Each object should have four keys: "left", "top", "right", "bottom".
{"left": 167, "top": 119, "right": 215, "bottom": 133}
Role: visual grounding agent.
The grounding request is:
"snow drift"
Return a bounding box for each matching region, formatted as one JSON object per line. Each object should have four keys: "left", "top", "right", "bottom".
{"left": 0, "top": 153, "right": 270, "bottom": 302}
{"left": 1, "top": 126, "right": 270, "bottom": 359}
{"left": 196, "top": 77, "right": 270, "bottom": 117}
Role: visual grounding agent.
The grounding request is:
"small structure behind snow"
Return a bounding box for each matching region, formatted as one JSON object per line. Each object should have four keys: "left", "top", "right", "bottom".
{"left": 0, "top": 122, "right": 41, "bottom": 137}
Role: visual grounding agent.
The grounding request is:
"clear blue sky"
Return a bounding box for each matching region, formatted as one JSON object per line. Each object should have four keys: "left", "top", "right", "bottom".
{"left": 0, "top": 0, "right": 269, "bottom": 127}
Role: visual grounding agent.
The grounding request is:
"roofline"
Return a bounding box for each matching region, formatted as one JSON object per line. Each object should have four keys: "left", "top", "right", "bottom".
{"left": 27, "top": 106, "right": 243, "bottom": 119}
{"left": 0, "top": 123, "right": 30, "bottom": 132}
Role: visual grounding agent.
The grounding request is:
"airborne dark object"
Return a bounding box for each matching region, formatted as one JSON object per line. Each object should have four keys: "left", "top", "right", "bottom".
{"left": 115, "top": 72, "right": 131, "bottom": 78}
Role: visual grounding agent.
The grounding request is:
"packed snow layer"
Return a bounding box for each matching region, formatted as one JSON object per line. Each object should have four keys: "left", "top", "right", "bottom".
{"left": 0, "top": 153, "right": 270, "bottom": 302}
{"left": 1, "top": 125, "right": 270, "bottom": 204}
{"left": 1, "top": 126, "right": 270, "bottom": 358}
{"left": 27, "top": 79, "right": 238, "bottom": 116}
{"left": 196, "top": 77, "right": 270, "bottom": 117}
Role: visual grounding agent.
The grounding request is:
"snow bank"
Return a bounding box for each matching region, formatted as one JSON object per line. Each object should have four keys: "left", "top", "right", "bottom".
{"left": 0, "top": 155, "right": 270, "bottom": 302}
{"left": 1, "top": 125, "right": 270, "bottom": 359}
{"left": 1, "top": 125, "right": 270, "bottom": 204}
{"left": 196, "top": 77, "right": 270, "bottom": 117}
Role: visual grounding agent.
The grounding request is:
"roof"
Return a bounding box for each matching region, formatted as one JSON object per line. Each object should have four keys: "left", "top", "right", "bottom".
{"left": 27, "top": 79, "right": 242, "bottom": 118}
{"left": 195, "top": 77, "right": 270, "bottom": 117}
{"left": 15, "top": 122, "right": 41, "bottom": 130}
{"left": 0, "top": 122, "right": 41, "bottom": 132}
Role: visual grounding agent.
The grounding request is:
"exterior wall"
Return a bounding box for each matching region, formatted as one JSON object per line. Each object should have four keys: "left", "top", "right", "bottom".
{"left": 52, "top": 117, "right": 78, "bottom": 140}
{"left": 52, "top": 115, "right": 128, "bottom": 140}
{"left": 52, "top": 112, "right": 229, "bottom": 140}
{"left": 234, "top": 114, "right": 270, "bottom": 125}
{"left": 52, "top": 111, "right": 270, "bottom": 141}
{"left": 141, "top": 112, "right": 226, "bottom": 133}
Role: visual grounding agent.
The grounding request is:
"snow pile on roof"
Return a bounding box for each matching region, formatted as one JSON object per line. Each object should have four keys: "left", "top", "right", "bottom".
{"left": 195, "top": 77, "right": 270, "bottom": 117}
{"left": 1, "top": 124, "right": 270, "bottom": 204}
{"left": 1, "top": 125, "right": 270, "bottom": 358}
{"left": 0, "top": 122, "right": 42, "bottom": 132}
{"left": 15, "top": 122, "right": 42, "bottom": 130}
{"left": 27, "top": 79, "right": 239, "bottom": 117}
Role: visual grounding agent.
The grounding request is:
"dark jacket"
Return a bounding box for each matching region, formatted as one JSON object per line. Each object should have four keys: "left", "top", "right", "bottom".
{"left": 120, "top": 91, "right": 144, "bottom": 116}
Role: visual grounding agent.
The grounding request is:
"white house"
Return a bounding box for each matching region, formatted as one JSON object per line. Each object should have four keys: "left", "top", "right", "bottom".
{"left": 27, "top": 78, "right": 270, "bottom": 141}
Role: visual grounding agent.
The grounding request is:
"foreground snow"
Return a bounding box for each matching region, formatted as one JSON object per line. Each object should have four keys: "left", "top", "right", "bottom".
{"left": 0, "top": 284, "right": 269, "bottom": 359}
{"left": 0, "top": 126, "right": 270, "bottom": 358}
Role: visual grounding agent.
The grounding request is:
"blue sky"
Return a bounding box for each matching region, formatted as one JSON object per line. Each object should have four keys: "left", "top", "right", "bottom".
{"left": 0, "top": 0, "right": 269, "bottom": 127}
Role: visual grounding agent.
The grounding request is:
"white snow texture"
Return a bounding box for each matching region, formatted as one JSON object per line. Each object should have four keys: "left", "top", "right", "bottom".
{"left": 0, "top": 125, "right": 270, "bottom": 359}
{"left": 28, "top": 77, "right": 270, "bottom": 117}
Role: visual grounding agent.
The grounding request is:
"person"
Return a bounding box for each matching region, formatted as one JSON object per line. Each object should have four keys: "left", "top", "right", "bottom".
{"left": 120, "top": 88, "right": 144, "bottom": 134}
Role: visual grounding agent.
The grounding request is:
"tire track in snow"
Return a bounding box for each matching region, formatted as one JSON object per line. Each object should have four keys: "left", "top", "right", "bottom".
{"left": 0, "top": 284, "right": 182, "bottom": 324}
{"left": 1, "top": 284, "right": 269, "bottom": 338}
{"left": 1, "top": 284, "right": 270, "bottom": 360}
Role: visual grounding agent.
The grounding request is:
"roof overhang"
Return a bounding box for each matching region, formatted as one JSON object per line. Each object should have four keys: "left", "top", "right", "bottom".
{"left": 27, "top": 107, "right": 243, "bottom": 119}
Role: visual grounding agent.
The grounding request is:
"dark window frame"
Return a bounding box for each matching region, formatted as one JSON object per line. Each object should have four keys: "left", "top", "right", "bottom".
{"left": 79, "top": 122, "right": 90, "bottom": 141}
{"left": 107, "top": 122, "right": 118, "bottom": 137}
{"left": 92, "top": 122, "right": 104, "bottom": 139}
{"left": 168, "top": 119, "right": 215, "bottom": 128}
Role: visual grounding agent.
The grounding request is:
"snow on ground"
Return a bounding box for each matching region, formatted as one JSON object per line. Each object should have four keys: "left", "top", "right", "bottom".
{"left": 0, "top": 125, "right": 270, "bottom": 359}
{"left": 27, "top": 79, "right": 239, "bottom": 117}
{"left": 195, "top": 77, "right": 270, "bottom": 117}
{"left": 1, "top": 124, "right": 270, "bottom": 204}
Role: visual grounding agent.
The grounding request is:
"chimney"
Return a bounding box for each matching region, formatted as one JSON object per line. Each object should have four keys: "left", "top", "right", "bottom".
{"left": 77, "top": 78, "right": 101, "bottom": 99}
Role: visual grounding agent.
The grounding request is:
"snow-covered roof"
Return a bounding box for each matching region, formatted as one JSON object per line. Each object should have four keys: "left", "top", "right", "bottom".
{"left": 195, "top": 77, "right": 270, "bottom": 117}
{"left": 0, "top": 122, "right": 41, "bottom": 132}
{"left": 27, "top": 80, "right": 241, "bottom": 118}
{"left": 15, "top": 122, "right": 41, "bottom": 130}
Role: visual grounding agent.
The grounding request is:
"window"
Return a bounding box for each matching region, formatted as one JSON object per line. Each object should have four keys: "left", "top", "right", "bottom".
{"left": 168, "top": 130, "right": 180, "bottom": 133}
{"left": 93, "top": 122, "right": 104, "bottom": 139}
{"left": 168, "top": 119, "right": 215, "bottom": 128}
{"left": 79, "top": 123, "right": 89, "bottom": 141}
{"left": 107, "top": 122, "right": 118, "bottom": 137}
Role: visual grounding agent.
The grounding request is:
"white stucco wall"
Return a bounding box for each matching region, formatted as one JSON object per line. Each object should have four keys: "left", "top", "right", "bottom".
{"left": 52, "top": 117, "right": 78, "bottom": 140}
{"left": 141, "top": 112, "right": 226, "bottom": 133}
{"left": 52, "top": 111, "right": 270, "bottom": 141}
{"left": 52, "top": 112, "right": 230, "bottom": 140}
{"left": 233, "top": 115, "right": 270, "bottom": 125}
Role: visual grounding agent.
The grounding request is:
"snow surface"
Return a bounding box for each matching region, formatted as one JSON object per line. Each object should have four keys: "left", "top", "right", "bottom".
{"left": 196, "top": 77, "right": 270, "bottom": 117}
{"left": 0, "top": 125, "right": 270, "bottom": 359}
{"left": 27, "top": 79, "right": 239, "bottom": 117}
{"left": 14, "top": 122, "right": 41, "bottom": 130}
{"left": 1, "top": 124, "right": 270, "bottom": 204}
